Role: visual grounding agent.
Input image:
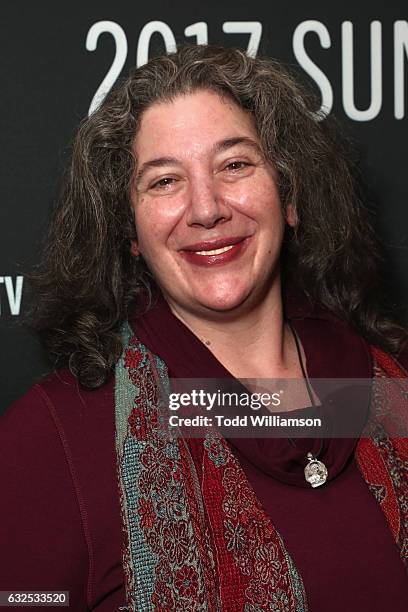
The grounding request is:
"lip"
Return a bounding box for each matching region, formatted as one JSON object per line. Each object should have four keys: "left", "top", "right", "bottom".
{"left": 180, "top": 236, "right": 247, "bottom": 252}
{"left": 179, "top": 236, "right": 250, "bottom": 267}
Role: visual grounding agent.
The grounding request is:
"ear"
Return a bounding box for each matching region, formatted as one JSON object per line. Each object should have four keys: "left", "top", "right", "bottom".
{"left": 130, "top": 240, "right": 140, "bottom": 257}
{"left": 285, "top": 203, "right": 298, "bottom": 228}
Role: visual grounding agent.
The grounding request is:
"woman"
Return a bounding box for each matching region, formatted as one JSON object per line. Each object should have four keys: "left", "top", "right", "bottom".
{"left": 2, "top": 45, "right": 408, "bottom": 611}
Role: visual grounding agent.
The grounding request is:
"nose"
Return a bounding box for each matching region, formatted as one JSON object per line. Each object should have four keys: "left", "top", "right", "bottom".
{"left": 185, "top": 176, "right": 232, "bottom": 229}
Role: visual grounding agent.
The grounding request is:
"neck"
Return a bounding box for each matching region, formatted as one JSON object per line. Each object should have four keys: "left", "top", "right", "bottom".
{"left": 165, "top": 281, "right": 304, "bottom": 380}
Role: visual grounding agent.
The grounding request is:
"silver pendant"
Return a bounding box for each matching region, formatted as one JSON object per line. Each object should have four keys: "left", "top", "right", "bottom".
{"left": 304, "top": 452, "right": 328, "bottom": 488}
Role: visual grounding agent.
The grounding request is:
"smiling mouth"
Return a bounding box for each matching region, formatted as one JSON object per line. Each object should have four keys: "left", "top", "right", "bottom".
{"left": 194, "top": 245, "right": 235, "bottom": 255}
{"left": 179, "top": 237, "right": 250, "bottom": 266}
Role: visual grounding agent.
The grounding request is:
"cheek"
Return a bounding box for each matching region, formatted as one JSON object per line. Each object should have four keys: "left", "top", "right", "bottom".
{"left": 134, "top": 200, "right": 184, "bottom": 255}
{"left": 250, "top": 184, "right": 285, "bottom": 245}
{"left": 226, "top": 177, "right": 282, "bottom": 215}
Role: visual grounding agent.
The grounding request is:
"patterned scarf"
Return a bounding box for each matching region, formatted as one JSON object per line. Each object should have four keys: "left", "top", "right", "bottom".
{"left": 115, "top": 321, "right": 408, "bottom": 611}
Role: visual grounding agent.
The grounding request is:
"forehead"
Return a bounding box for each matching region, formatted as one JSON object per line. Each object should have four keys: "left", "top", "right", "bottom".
{"left": 133, "top": 89, "right": 260, "bottom": 159}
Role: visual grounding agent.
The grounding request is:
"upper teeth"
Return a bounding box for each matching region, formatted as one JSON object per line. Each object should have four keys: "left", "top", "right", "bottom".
{"left": 195, "top": 245, "right": 234, "bottom": 255}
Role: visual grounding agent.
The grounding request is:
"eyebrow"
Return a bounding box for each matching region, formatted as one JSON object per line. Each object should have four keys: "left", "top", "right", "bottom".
{"left": 134, "top": 136, "right": 263, "bottom": 186}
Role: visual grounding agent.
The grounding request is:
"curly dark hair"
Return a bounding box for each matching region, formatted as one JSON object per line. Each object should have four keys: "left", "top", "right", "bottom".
{"left": 27, "top": 44, "right": 407, "bottom": 388}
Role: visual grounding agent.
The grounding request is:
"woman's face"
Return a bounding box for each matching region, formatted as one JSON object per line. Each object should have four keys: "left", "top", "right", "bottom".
{"left": 131, "top": 89, "right": 295, "bottom": 319}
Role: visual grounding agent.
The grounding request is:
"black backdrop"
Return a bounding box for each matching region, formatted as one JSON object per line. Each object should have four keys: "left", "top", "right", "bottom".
{"left": 1, "top": 1, "right": 407, "bottom": 410}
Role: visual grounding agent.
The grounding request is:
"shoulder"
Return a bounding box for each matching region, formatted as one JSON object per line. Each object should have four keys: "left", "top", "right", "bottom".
{"left": 3, "top": 369, "right": 115, "bottom": 479}
{"left": 5, "top": 367, "right": 115, "bottom": 426}
{"left": 2, "top": 366, "right": 117, "bottom": 499}
{"left": 3, "top": 368, "right": 116, "bottom": 490}
{"left": 285, "top": 286, "right": 408, "bottom": 377}
{"left": 2, "top": 374, "right": 74, "bottom": 459}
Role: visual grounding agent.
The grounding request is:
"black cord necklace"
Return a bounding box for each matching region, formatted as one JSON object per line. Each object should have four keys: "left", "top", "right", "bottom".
{"left": 287, "top": 321, "right": 328, "bottom": 488}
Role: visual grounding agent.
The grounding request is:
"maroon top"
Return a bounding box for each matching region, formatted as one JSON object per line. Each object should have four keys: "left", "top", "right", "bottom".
{"left": 1, "top": 294, "right": 408, "bottom": 611}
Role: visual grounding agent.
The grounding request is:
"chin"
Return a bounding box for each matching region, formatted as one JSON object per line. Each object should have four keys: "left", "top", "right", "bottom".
{"left": 194, "top": 289, "right": 253, "bottom": 314}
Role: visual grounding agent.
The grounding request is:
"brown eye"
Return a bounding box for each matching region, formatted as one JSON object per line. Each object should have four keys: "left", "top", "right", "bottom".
{"left": 151, "top": 177, "right": 176, "bottom": 189}
{"left": 225, "top": 161, "right": 251, "bottom": 171}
